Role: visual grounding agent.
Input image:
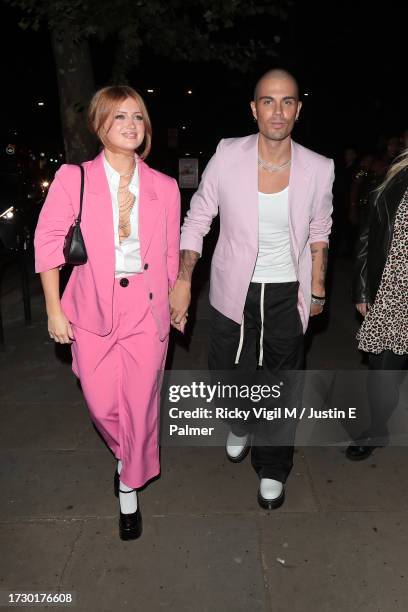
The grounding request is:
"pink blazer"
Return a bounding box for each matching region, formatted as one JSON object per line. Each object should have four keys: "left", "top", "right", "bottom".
{"left": 180, "top": 134, "right": 334, "bottom": 332}
{"left": 34, "top": 151, "right": 181, "bottom": 340}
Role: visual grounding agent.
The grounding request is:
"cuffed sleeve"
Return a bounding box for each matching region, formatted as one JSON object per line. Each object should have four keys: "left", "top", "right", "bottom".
{"left": 309, "top": 159, "right": 334, "bottom": 244}
{"left": 34, "top": 166, "right": 76, "bottom": 273}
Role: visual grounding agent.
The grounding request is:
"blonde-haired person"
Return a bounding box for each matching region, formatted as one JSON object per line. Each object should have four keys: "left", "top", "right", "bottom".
{"left": 349, "top": 147, "right": 408, "bottom": 460}
{"left": 34, "top": 86, "right": 183, "bottom": 539}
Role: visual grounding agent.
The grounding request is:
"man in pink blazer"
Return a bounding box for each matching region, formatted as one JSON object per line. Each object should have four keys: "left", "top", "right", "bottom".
{"left": 170, "top": 69, "right": 334, "bottom": 510}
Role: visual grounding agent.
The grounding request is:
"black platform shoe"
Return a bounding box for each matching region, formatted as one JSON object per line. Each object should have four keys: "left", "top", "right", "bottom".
{"left": 346, "top": 431, "right": 388, "bottom": 461}
{"left": 257, "top": 482, "right": 285, "bottom": 510}
{"left": 119, "top": 489, "right": 142, "bottom": 541}
{"left": 345, "top": 444, "right": 379, "bottom": 461}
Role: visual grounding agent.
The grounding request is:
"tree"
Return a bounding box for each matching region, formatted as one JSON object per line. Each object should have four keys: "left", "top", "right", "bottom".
{"left": 6, "top": 0, "right": 290, "bottom": 162}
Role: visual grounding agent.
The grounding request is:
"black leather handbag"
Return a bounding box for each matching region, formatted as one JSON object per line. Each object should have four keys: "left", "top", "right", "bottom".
{"left": 63, "top": 164, "right": 88, "bottom": 265}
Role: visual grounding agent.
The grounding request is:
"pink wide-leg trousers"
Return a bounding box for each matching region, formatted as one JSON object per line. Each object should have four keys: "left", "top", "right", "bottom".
{"left": 71, "top": 275, "right": 168, "bottom": 488}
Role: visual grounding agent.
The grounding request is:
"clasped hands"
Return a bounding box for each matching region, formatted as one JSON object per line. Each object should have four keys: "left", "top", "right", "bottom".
{"left": 169, "top": 279, "right": 191, "bottom": 333}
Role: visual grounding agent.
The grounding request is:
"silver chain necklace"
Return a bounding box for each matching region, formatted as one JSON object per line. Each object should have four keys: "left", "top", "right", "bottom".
{"left": 258, "top": 157, "right": 291, "bottom": 173}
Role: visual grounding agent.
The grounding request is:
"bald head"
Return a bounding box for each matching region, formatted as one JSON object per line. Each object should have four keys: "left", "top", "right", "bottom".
{"left": 254, "top": 69, "right": 299, "bottom": 101}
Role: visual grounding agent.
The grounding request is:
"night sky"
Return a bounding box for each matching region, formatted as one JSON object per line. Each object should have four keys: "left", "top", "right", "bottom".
{"left": 1, "top": 1, "right": 406, "bottom": 163}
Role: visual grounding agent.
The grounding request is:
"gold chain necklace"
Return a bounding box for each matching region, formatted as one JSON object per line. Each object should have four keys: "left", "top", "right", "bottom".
{"left": 117, "top": 164, "right": 136, "bottom": 239}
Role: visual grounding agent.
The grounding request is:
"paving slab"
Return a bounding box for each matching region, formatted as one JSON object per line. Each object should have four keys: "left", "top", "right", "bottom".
{"left": 259, "top": 511, "right": 408, "bottom": 612}
{"left": 61, "top": 516, "right": 266, "bottom": 612}
{"left": 0, "top": 521, "right": 82, "bottom": 591}
{"left": 0, "top": 451, "right": 116, "bottom": 520}
{"left": 0, "top": 401, "right": 90, "bottom": 451}
{"left": 72, "top": 421, "right": 113, "bottom": 452}
{"left": 303, "top": 446, "right": 408, "bottom": 511}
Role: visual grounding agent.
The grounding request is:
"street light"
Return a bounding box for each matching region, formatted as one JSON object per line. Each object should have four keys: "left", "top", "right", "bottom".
{"left": 0, "top": 206, "right": 15, "bottom": 220}
{"left": 37, "top": 102, "right": 45, "bottom": 107}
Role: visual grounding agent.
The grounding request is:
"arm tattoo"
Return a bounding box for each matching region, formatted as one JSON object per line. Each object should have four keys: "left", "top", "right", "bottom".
{"left": 177, "top": 250, "right": 200, "bottom": 282}
{"left": 311, "top": 244, "right": 328, "bottom": 291}
{"left": 320, "top": 247, "right": 328, "bottom": 280}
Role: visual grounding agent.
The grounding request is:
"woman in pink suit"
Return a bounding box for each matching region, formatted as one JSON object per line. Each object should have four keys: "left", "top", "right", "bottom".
{"left": 34, "top": 85, "right": 182, "bottom": 540}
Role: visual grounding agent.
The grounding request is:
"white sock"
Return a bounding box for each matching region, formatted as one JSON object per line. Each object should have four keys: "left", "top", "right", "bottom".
{"left": 119, "top": 479, "right": 138, "bottom": 514}
{"left": 226, "top": 431, "right": 248, "bottom": 457}
{"left": 260, "top": 478, "right": 283, "bottom": 500}
{"left": 117, "top": 459, "right": 123, "bottom": 475}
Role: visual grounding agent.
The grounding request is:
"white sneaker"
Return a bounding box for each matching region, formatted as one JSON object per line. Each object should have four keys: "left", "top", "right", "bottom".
{"left": 258, "top": 478, "right": 285, "bottom": 510}
{"left": 225, "top": 431, "right": 250, "bottom": 462}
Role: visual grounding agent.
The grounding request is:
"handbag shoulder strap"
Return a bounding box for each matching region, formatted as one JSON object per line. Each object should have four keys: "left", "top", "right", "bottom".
{"left": 76, "top": 164, "right": 85, "bottom": 224}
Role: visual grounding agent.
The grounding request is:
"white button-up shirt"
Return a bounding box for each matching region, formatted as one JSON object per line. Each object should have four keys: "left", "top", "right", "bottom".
{"left": 103, "top": 154, "right": 142, "bottom": 277}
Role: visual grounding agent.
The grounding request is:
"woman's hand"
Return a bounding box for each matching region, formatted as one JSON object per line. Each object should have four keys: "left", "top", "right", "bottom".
{"left": 39, "top": 268, "right": 74, "bottom": 343}
{"left": 48, "top": 311, "right": 75, "bottom": 344}
{"left": 356, "top": 302, "right": 370, "bottom": 317}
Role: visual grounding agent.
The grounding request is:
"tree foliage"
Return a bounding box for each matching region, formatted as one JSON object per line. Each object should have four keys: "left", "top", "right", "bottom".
{"left": 9, "top": 0, "right": 291, "bottom": 77}
{"left": 5, "top": 0, "right": 291, "bottom": 160}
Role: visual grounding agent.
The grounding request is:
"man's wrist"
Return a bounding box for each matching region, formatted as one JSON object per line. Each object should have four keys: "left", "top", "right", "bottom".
{"left": 311, "top": 284, "right": 325, "bottom": 298}
{"left": 311, "top": 284, "right": 326, "bottom": 305}
{"left": 311, "top": 293, "right": 326, "bottom": 306}
{"left": 178, "top": 249, "right": 199, "bottom": 283}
